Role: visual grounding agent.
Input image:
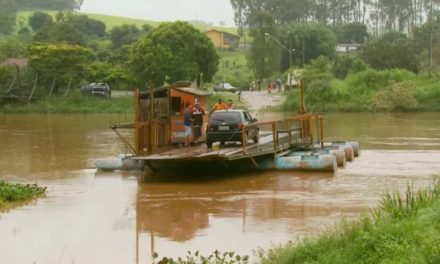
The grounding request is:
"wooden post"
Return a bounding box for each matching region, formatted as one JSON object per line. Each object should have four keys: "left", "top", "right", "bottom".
{"left": 287, "top": 119, "right": 292, "bottom": 145}
{"left": 320, "top": 116, "right": 324, "bottom": 148}
{"left": 134, "top": 89, "right": 140, "bottom": 155}
{"left": 300, "top": 80, "right": 306, "bottom": 114}
{"left": 149, "top": 85, "right": 154, "bottom": 154}
{"left": 272, "top": 122, "right": 277, "bottom": 151}
{"left": 309, "top": 118, "right": 313, "bottom": 145}
{"left": 315, "top": 115, "right": 320, "bottom": 147}
{"left": 242, "top": 126, "right": 247, "bottom": 155}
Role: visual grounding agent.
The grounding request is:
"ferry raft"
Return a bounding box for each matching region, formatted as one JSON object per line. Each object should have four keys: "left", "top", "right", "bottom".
{"left": 95, "top": 81, "right": 360, "bottom": 173}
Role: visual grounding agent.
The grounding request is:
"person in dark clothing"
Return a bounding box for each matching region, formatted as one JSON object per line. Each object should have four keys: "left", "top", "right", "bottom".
{"left": 192, "top": 103, "right": 205, "bottom": 143}
{"left": 183, "top": 103, "right": 193, "bottom": 146}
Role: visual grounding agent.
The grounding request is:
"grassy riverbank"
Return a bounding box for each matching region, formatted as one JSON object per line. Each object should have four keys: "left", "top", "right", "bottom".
{"left": 260, "top": 181, "right": 440, "bottom": 264}
{"left": 0, "top": 181, "right": 46, "bottom": 210}
{"left": 0, "top": 91, "right": 134, "bottom": 113}
{"left": 280, "top": 67, "right": 440, "bottom": 112}
{"left": 1, "top": 91, "right": 243, "bottom": 113}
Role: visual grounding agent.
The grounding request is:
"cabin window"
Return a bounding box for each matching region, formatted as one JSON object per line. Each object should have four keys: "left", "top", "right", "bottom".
{"left": 171, "top": 97, "right": 182, "bottom": 114}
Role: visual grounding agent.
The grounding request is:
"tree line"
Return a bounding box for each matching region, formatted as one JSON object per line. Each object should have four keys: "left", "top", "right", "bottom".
{"left": 228, "top": 0, "right": 439, "bottom": 81}
{"left": 231, "top": 0, "right": 439, "bottom": 36}
{"left": 0, "top": 10, "right": 218, "bottom": 101}
{"left": 0, "top": 0, "right": 81, "bottom": 35}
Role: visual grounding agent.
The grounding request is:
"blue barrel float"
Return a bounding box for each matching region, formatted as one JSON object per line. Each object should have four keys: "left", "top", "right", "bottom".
{"left": 275, "top": 153, "right": 337, "bottom": 173}
{"left": 95, "top": 154, "right": 144, "bottom": 171}
{"left": 330, "top": 141, "right": 361, "bottom": 161}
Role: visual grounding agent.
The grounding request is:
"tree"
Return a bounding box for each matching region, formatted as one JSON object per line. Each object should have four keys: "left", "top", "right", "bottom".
{"left": 34, "top": 21, "right": 87, "bottom": 46}
{"left": 0, "top": 36, "right": 27, "bottom": 61}
{"left": 0, "top": 0, "right": 17, "bottom": 35}
{"left": 110, "top": 24, "right": 142, "bottom": 49}
{"left": 85, "top": 61, "right": 133, "bottom": 90}
{"left": 28, "top": 43, "right": 93, "bottom": 93}
{"left": 14, "top": 0, "right": 82, "bottom": 10}
{"left": 361, "top": 31, "right": 420, "bottom": 72}
{"left": 130, "top": 21, "right": 219, "bottom": 87}
{"left": 280, "top": 23, "right": 337, "bottom": 67}
{"left": 70, "top": 15, "right": 106, "bottom": 38}
{"left": 333, "top": 22, "right": 369, "bottom": 43}
{"left": 247, "top": 11, "right": 280, "bottom": 80}
{"left": 32, "top": 12, "right": 106, "bottom": 46}
{"left": 28, "top": 12, "right": 53, "bottom": 32}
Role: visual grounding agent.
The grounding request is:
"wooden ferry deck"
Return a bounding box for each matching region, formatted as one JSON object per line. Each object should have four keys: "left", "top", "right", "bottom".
{"left": 130, "top": 113, "right": 325, "bottom": 172}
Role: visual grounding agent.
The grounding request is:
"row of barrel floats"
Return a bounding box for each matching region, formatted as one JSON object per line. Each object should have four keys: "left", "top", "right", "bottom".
{"left": 275, "top": 141, "right": 360, "bottom": 173}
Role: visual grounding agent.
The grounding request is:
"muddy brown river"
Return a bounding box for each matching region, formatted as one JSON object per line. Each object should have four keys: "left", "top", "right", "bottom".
{"left": 1, "top": 112, "right": 439, "bottom": 264}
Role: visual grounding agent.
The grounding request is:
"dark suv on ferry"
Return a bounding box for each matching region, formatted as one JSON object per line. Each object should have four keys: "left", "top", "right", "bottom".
{"left": 206, "top": 109, "right": 259, "bottom": 147}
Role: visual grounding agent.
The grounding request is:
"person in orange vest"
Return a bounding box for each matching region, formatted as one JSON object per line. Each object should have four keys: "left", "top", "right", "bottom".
{"left": 226, "top": 99, "right": 234, "bottom": 109}
{"left": 212, "top": 98, "right": 227, "bottom": 112}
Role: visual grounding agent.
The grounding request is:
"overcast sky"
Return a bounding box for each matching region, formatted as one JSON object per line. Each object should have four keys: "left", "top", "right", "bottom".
{"left": 80, "top": 0, "right": 236, "bottom": 26}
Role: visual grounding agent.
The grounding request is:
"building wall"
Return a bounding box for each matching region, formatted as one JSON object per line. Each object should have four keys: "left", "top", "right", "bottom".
{"left": 206, "top": 31, "right": 227, "bottom": 49}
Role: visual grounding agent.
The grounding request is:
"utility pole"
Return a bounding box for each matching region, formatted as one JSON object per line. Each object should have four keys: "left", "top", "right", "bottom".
{"left": 430, "top": 0, "right": 433, "bottom": 76}
{"left": 264, "top": 32, "right": 295, "bottom": 92}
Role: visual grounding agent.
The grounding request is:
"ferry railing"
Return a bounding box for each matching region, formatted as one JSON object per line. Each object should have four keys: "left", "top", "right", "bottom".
{"left": 240, "top": 113, "right": 324, "bottom": 155}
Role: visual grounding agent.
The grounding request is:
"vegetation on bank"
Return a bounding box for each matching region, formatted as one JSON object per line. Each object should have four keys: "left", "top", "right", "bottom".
{"left": 0, "top": 91, "right": 133, "bottom": 113}
{"left": 153, "top": 250, "right": 249, "bottom": 264}
{"left": 0, "top": 90, "right": 245, "bottom": 114}
{"left": 0, "top": 180, "right": 46, "bottom": 210}
{"left": 280, "top": 57, "right": 440, "bottom": 112}
{"left": 259, "top": 180, "right": 440, "bottom": 264}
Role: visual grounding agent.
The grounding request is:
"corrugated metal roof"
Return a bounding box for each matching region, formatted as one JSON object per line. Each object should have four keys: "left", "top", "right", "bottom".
{"left": 139, "top": 81, "right": 212, "bottom": 99}
{"left": 174, "top": 87, "right": 212, "bottom": 96}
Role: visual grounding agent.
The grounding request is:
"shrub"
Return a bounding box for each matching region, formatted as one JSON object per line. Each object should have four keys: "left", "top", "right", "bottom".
{"left": 371, "top": 81, "right": 419, "bottom": 111}
{"left": 0, "top": 181, "right": 46, "bottom": 208}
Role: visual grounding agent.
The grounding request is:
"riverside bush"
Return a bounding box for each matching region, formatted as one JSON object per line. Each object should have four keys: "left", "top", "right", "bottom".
{"left": 0, "top": 181, "right": 46, "bottom": 208}
{"left": 259, "top": 180, "right": 440, "bottom": 264}
{"left": 153, "top": 250, "right": 249, "bottom": 264}
{"left": 280, "top": 67, "right": 440, "bottom": 112}
{"left": 371, "top": 81, "right": 419, "bottom": 111}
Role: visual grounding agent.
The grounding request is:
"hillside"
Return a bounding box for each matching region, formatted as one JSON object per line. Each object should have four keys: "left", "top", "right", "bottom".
{"left": 16, "top": 10, "right": 238, "bottom": 33}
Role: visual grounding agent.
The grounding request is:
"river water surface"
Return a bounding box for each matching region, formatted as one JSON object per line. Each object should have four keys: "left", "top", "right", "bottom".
{"left": 0, "top": 112, "right": 439, "bottom": 264}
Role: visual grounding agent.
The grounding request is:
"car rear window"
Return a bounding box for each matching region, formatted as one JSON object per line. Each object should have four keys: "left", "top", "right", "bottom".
{"left": 210, "top": 112, "right": 241, "bottom": 123}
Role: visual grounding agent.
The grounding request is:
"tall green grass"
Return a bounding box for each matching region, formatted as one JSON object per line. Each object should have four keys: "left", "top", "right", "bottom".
{"left": 259, "top": 180, "right": 440, "bottom": 264}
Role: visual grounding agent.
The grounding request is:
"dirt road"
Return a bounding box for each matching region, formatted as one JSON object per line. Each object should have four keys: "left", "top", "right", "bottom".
{"left": 240, "top": 90, "right": 285, "bottom": 111}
